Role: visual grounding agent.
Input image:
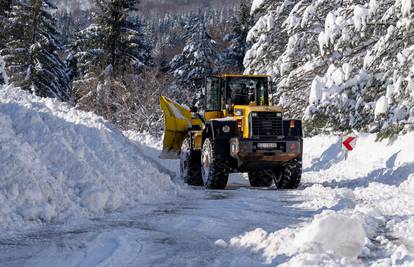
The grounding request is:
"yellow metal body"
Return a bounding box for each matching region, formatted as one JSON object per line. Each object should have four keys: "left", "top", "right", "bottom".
{"left": 233, "top": 105, "right": 283, "bottom": 139}
{"left": 160, "top": 99, "right": 284, "bottom": 155}
{"left": 160, "top": 74, "right": 282, "bottom": 158}
{"left": 159, "top": 96, "right": 203, "bottom": 158}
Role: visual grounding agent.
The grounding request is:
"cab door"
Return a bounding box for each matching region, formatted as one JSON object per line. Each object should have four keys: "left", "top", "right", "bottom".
{"left": 204, "top": 77, "right": 223, "bottom": 121}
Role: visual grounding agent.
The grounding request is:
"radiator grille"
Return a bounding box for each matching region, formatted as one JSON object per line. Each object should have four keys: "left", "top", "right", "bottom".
{"left": 251, "top": 112, "right": 283, "bottom": 139}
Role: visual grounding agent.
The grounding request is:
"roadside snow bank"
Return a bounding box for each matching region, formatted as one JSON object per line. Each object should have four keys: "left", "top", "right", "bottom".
{"left": 0, "top": 85, "right": 177, "bottom": 231}
{"left": 295, "top": 212, "right": 366, "bottom": 258}
{"left": 226, "top": 211, "right": 366, "bottom": 261}
{"left": 222, "top": 133, "right": 414, "bottom": 265}
{"left": 124, "top": 131, "right": 180, "bottom": 178}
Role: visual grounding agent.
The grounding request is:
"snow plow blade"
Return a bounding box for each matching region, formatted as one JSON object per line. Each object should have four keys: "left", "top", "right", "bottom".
{"left": 160, "top": 96, "right": 192, "bottom": 159}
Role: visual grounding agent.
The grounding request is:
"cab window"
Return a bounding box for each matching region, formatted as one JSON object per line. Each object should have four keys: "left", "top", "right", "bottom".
{"left": 226, "top": 78, "right": 268, "bottom": 106}
{"left": 205, "top": 77, "right": 221, "bottom": 111}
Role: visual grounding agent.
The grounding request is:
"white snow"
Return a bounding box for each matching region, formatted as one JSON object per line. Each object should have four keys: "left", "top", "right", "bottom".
{"left": 301, "top": 5, "right": 316, "bottom": 28}
{"left": 375, "top": 95, "right": 389, "bottom": 117}
{"left": 0, "top": 85, "right": 178, "bottom": 230}
{"left": 401, "top": 0, "right": 412, "bottom": 17}
{"left": 354, "top": 5, "right": 370, "bottom": 31}
{"left": 168, "top": 100, "right": 187, "bottom": 120}
{"left": 0, "top": 55, "right": 7, "bottom": 85}
{"left": 343, "top": 63, "right": 352, "bottom": 80}
{"left": 294, "top": 212, "right": 366, "bottom": 258}
{"left": 250, "top": 0, "right": 266, "bottom": 15}
{"left": 1, "top": 87, "right": 414, "bottom": 266}
{"left": 369, "top": 0, "right": 379, "bottom": 16}
{"left": 317, "top": 12, "right": 348, "bottom": 56}
{"left": 220, "top": 133, "right": 414, "bottom": 265}
{"left": 0, "top": 127, "right": 414, "bottom": 265}
{"left": 309, "top": 76, "right": 324, "bottom": 104}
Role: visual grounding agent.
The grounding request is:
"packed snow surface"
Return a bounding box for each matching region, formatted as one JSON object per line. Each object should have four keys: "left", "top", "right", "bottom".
{"left": 0, "top": 85, "right": 177, "bottom": 231}
{"left": 294, "top": 213, "right": 366, "bottom": 258}
{"left": 1, "top": 86, "right": 414, "bottom": 266}
{"left": 220, "top": 133, "right": 414, "bottom": 265}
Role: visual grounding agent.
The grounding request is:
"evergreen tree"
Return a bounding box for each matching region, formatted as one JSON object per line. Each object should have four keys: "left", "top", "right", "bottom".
{"left": 0, "top": 0, "right": 70, "bottom": 100}
{"left": 246, "top": 0, "right": 414, "bottom": 136}
{"left": 72, "top": 0, "right": 153, "bottom": 129}
{"left": 73, "top": 0, "right": 152, "bottom": 79}
{"left": 0, "top": 0, "right": 11, "bottom": 85}
{"left": 0, "top": 0, "right": 12, "bottom": 16}
{"left": 0, "top": 0, "right": 12, "bottom": 43}
{"left": 220, "top": 0, "right": 252, "bottom": 73}
{"left": 55, "top": 10, "right": 77, "bottom": 47}
{"left": 169, "top": 15, "right": 219, "bottom": 94}
{"left": 0, "top": 55, "right": 6, "bottom": 85}
{"left": 304, "top": 0, "right": 414, "bottom": 136}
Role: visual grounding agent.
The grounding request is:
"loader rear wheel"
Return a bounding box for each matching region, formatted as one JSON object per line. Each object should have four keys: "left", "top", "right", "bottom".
{"left": 248, "top": 170, "right": 274, "bottom": 187}
{"left": 180, "top": 137, "right": 203, "bottom": 186}
{"left": 201, "top": 138, "right": 229, "bottom": 190}
{"left": 274, "top": 157, "right": 302, "bottom": 189}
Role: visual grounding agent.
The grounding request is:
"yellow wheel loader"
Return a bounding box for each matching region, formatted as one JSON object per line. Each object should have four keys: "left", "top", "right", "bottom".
{"left": 160, "top": 74, "right": 303, "bottom": 190}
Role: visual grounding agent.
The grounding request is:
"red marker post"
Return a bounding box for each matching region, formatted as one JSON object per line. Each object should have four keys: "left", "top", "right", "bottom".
{"left": 341, "top": 134, "right": 357, "bottom": 159}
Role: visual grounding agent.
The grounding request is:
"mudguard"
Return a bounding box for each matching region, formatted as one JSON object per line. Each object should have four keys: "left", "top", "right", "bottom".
{"left": 203, "top": 119, "right": 239, "bottom": 161}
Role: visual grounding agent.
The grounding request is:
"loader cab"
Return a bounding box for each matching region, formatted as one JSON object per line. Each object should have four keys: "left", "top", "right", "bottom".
{"left": 203, "top": 75, "right": 271, "bottom": 117}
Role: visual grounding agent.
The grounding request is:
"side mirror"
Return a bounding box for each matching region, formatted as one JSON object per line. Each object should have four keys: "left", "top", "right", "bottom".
{"left": 190, "top": 125, "right": 202, "bottom": 131}
{"left": 190, "top": 106, "right": 198, "bottom": 113}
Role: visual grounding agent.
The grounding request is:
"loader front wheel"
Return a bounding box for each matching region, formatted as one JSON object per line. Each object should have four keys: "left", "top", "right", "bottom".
{"left": 248, "top": 170, "right": 274, "bottom": 187}
{"left": 274, "top": 157, "right": 302, "bottom": 189}
{"left": 180, "top": 137, "right": 203, "bottom": 186}
{"left": 201, "top": 138, "right": 229, "bottom": 190}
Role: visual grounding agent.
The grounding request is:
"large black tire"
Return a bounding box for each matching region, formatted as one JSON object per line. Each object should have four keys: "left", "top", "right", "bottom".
{"left": 180, "top": 136, "right": 203, "bottom": 186}
{"left": 274, "top": 157, "right": 302, "bottom": 189}
{"left": 248, "top": 170, "right": 274, "bottom": 187}
{"left": 201, "top": 138, "right": 229, "bottom": 189}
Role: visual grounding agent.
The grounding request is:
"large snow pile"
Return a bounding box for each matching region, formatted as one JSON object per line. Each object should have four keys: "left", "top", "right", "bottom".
{"left": 0, "top": 85, "right": 177, "bottom": 230}
{"left": 219, "top": 133, "right": 414, "bottom": 265}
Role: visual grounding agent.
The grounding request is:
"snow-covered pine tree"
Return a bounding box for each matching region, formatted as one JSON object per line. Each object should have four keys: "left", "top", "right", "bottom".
{"left": 275, "top": 0, "right": 344, "bottom": 118}
{"left": 0, "top": 0, "right": 12, "bottom": 16}
{"left": 72, "top": 0, "right": 153, "bottom": 129}
{"left": 244, "top": 0, "right": 297, "bottom": 110}
{"left": 73, "top": 0, "right": 152, "bottom": 79}
{"left": 244, "top": 0, "right": 341, "bottom": 118}
{"left": 169, "top": 15, "right": 219, "bottom": 96}
{"left": 304, "top": 0, "right": 414, "bottom": 136}
{"left": 245, "top": 0, "right": 414, "bottom": 137}
{"left": 220, "top": 0, "right": 252, "bottom": 73}
{"left": 0, "top": 55, "right": 6, "bottom": 85}
{"left": 55, "top": 10, "right": 77, "bottom": 48}
{"left": 244, "top": 0, "right": 294, "bottom": 75}
{"left": 0, "top": 0, "right": 70, "bottom": 100}
{"left": 0, "top": 0, "right": 11, "bottom": 85}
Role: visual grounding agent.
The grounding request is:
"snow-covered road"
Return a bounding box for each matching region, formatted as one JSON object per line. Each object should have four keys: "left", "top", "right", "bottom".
{"left": 0, "top": 178, "right": 312, "bottom": 267}
{"left": 0, "top": 134, "right": 414, "bottom": 267}
{"left": 1, "top": 131, "right": 414, "bottom": 266}
{"left": 1, "top": 86, "right": 414, "bottom": 266}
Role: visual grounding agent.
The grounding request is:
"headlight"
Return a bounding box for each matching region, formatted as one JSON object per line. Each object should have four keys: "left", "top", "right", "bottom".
{"left": 277, "top": 113, "right": 282, "bottom": 118}
{"left": 222, "top": 125, "right": 230, "bottom": 133}
{"left": 251, "top": 112, "right": 258, "bottom": 117}
{"left": 234, "top": 109, "right": 243, "bottom": 116}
